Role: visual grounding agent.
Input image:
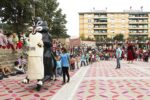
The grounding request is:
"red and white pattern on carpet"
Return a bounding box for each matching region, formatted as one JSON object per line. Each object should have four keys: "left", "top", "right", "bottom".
{"left": 0, "top": 70, "right": 78, "bottom": 100}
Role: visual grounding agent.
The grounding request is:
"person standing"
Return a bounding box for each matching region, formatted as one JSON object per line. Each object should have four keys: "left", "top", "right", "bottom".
{"left": 20, "top": 32, "right": 30, "bottom": 55}
{"left": 0, "top": 30, "right": 7, "bottom": 47}
{"left": 127, "top": 44, "right": 135, "bottom": 63}
{"left": 115, "top": 46, "right": 122, "bottom": 69}
{"left": 85, "top": 53, "right": 90, "bottom": 65}
{"left": 70, "top": 55, "right": 76, "bottom": 71}
{"left": 75, "top": 54, "right": 80, "bottom": 69}
{"left": 60, "top": 47, "right": 70, "bottom": 84}
{"left": 54, "top": 55, "right": 62, "bottom": 81}
{"left": 12, "top": 33, "right": 19, "bottom": 53}
{"left": 80, "top": 53, "right": 86, "bottom": 67}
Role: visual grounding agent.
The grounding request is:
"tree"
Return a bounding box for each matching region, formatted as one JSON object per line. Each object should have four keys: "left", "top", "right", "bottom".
{"left": 0, "top": 0, "right": 32, "bottom": 33}
{"left": 50, "top": 9, "right": 68, "bottom": 38}
{"left": 80, "top": 33, "right": 85, "bottom": 40}
{"left": 113, "top": 34, "right": 124, "bottom": 41}
{"left": 0, "top": 0, "right": 68, "bottom": 38}
{"left": 34, "top": 0, "right": 68, "bottom": 38}
{"left": 105, "top": 37, "right": 113, "bottom": 42}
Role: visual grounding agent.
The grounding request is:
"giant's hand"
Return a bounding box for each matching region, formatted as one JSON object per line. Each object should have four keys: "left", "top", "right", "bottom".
{"left": 37, "top": 43, "right": 42, "bottom": 48}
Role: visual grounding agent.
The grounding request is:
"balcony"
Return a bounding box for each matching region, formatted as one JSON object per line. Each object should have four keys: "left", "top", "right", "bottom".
{"left": 93, "top": 21, "right": 107, "bottom": 24}
{"left": 93, "top": 33, "right": 107, "bottom": 35}
{"left": 128, "top": 20, "right": 148, "bottom": 24}
{"left": 94, "top": 14, "right": 107, "bottom": 18}
{"left": 129, "top": 14, "right": 148, "bottom": 18}
{"left": 129, "top": 33, "right": 148, "bottom": 35}
{"left": 129, "top": 26, "right": 148, "bottom": 29}
{"left": 93, "top": 25, "right": 107, "bottom": 29}
{"left": 93, "top": 27, "right": 107, "bottom": 29}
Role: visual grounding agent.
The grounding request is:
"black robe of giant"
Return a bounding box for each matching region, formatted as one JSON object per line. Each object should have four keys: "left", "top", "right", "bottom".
{"left": 42, "top": 30, "right": 54, "bottom": 77}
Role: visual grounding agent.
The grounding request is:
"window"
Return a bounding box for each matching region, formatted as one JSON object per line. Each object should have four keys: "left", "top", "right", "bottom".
{"left": 121, "top": 19, "right": 125, "bottom": 22}
{"left": 111, "top": 24, "right": 115, "bottom": 28}
{"left": 110, "top": 14, "right": 114, "bottom": 17}
{"left": 88, "top": 14, "right": 92, "bottom": 18}
{"left": 121, "top": 31, "right": 125, "bottom": 33}
{"left": 110, "top": 30, "right": 115, "bottom": 33}
{"left": 88, "top": 30, "right": 91, "bottom": 33}
{"left": 88, "top": 24, "right": 92, "bottom": 28}
{"left": 122, "top": 25, "right": 126, "bottom": 28}
{"left": 121, "top": 15, "right": 124, "bottom": 17}
{"left": 88, "top": 19, "right": 91, "bottom": 23}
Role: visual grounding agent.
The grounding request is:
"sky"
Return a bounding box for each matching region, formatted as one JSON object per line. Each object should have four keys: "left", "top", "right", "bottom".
{"left": 57, "top": 0, "right": 150, "bottom": 37}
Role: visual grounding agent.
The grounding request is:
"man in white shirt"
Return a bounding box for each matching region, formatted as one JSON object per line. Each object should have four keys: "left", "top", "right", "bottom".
{"left": 115, "top": 46, "right": 122, "bottom": 69}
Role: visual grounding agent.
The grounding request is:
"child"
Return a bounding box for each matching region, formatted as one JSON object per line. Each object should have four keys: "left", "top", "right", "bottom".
{"left": 17, "top": 56, "right": 27, "bottom": 69}
{"left": 14, "top": 61, "right": 25, "bottom": 74}
{"left": 60, "top": 47, "right": 70, "bottom": 84}
{"left": 54, "top": 55, "right": 62, "bottom": 80}
{"left": 0, "top": 64, "right": 12, "bottom": 78}
{"left": 80, "top": 53, "right": 86, "bottom": 67}
{"left": 75, "top": 55, "right": 80, "bottom": 69}
{"left": 70, "top": 55, "right": 75, "bottom": 71}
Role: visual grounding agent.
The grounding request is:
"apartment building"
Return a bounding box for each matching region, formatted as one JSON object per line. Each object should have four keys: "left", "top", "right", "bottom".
{"left": 79, "top": 10, "right": 150, "bottom": 40}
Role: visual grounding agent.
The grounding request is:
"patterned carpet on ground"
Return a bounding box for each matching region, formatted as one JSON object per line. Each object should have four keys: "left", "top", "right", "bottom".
{"left": 74, "top": 79, "right": 150, "bottom": 100}
{"left": 0, "top": 70, "right": 78, "bottom": 100}
{"left": 85, "top": 67, "right": 150, "bottom": 77}
{"left": 85, "top": 62, "right": 150, "bottom": 77}
{"left": 74, "top": 61, "right": 150, "bottom": 100}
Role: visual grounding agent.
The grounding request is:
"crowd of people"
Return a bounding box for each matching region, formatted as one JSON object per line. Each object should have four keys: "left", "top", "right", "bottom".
{"left": 0, "top": 55, "right": 27, "bottom": 79}
{"left": 0, "top": 29, "right": 150, "bottom": 83}
{"left": 0, "top": 30, "right": 29, "bottom": 53}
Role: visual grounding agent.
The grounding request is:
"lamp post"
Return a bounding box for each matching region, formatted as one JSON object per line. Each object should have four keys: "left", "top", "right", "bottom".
{"left": 0, "top": 20, "right": 3, "bottom": 30}
{"left": 44, "top": 0, "right": 47, "bottom": 20}
{"left": 31, "top": 0, "right": 39, "bottom": 20}
{"left": 112, "top": 32, "right": 115, "bottom": 49}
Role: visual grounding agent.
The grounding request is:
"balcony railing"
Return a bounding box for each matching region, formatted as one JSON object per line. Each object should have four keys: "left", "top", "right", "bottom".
{"left": 129, "top": 33, "right": 148, "bottom": 35}
{"left": 129, "top": 21, "right": 148, "bottom": 24}
{"left": 93, "top": 22, "right": 107, "bottom": 24}
{"left": 94, "top": 25, "right": 107, "bottom": 28}
{"left": 93, "top": 33, "right": 107, "bottom": 35}
{"left": 129, "top": 27, "right": 148, "bottom": 29}
{"left": 129, "top": 15, "right": 148, "bottom": 18}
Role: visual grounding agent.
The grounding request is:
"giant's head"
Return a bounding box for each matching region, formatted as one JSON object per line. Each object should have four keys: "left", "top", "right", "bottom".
{"left": 33, "top": 17, "right": 49, "bottom": 33}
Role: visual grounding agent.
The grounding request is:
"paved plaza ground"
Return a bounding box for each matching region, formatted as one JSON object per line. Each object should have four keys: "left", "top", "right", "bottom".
{"left": 0, "top": 60, "right": 150, "bottom": 100}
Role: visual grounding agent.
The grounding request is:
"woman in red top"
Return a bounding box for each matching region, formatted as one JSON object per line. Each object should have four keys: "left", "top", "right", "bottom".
{"left": 127, "top": 44, "right": 135, "bottom": 63}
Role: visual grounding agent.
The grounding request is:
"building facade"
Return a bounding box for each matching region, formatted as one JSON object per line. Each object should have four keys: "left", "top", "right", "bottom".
{"left": 79, "top": 10, "right": 150, "bottom": 40}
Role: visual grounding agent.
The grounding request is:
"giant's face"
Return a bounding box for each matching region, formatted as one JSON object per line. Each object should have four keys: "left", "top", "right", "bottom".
{"left": 32, "top": 17, "right": 49, "bottom": 35}
{"left": 33, "top": 17, "right": 42, "bottom": 26}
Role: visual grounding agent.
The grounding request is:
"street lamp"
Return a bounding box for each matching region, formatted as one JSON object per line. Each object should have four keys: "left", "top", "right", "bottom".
{"left": 31, "top": 0, "right": 39, "bottom": 19}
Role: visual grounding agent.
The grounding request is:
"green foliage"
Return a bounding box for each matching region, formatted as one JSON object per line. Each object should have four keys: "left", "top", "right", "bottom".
{"left": 95, "top": 36, "right": 108, "bottom": 42}
{"left": 86, "top": 36, "right": 93, "bottom": 41}
{"left": 0, "top": 0, "right": 32, "bottom": 33}
{"left": 105, "top": 37, "right": 113, "bottom": 42}
{"left": 113, "top": 34, "right": 124, "bottom": 41}
{"left": 0, "top": 0, "right": 68, "bottom": 38}
{"left": 80, "top": 33, "right": 85, "bottom": 40}
{"left": 50, "top": 9, "right": 67, "bottom": 37}
{"left": 129, "top": 35, "right": 148, "bottom": 42}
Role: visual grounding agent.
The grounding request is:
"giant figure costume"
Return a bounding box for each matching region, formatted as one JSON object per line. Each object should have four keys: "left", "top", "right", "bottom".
{"left": 33, "top": 17, "right": 56, "bottom": 80}
{"left": 27, "top": 30, "right": 44, "bottom": 79}
{"left": 23, "top": 17, "right": 56, "bottom": 91}
{"left": 39, "top": 20, "right": 54, "bottom": 77}
{"left": 22, "top": 20, "right": 44, "bottom": 91}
